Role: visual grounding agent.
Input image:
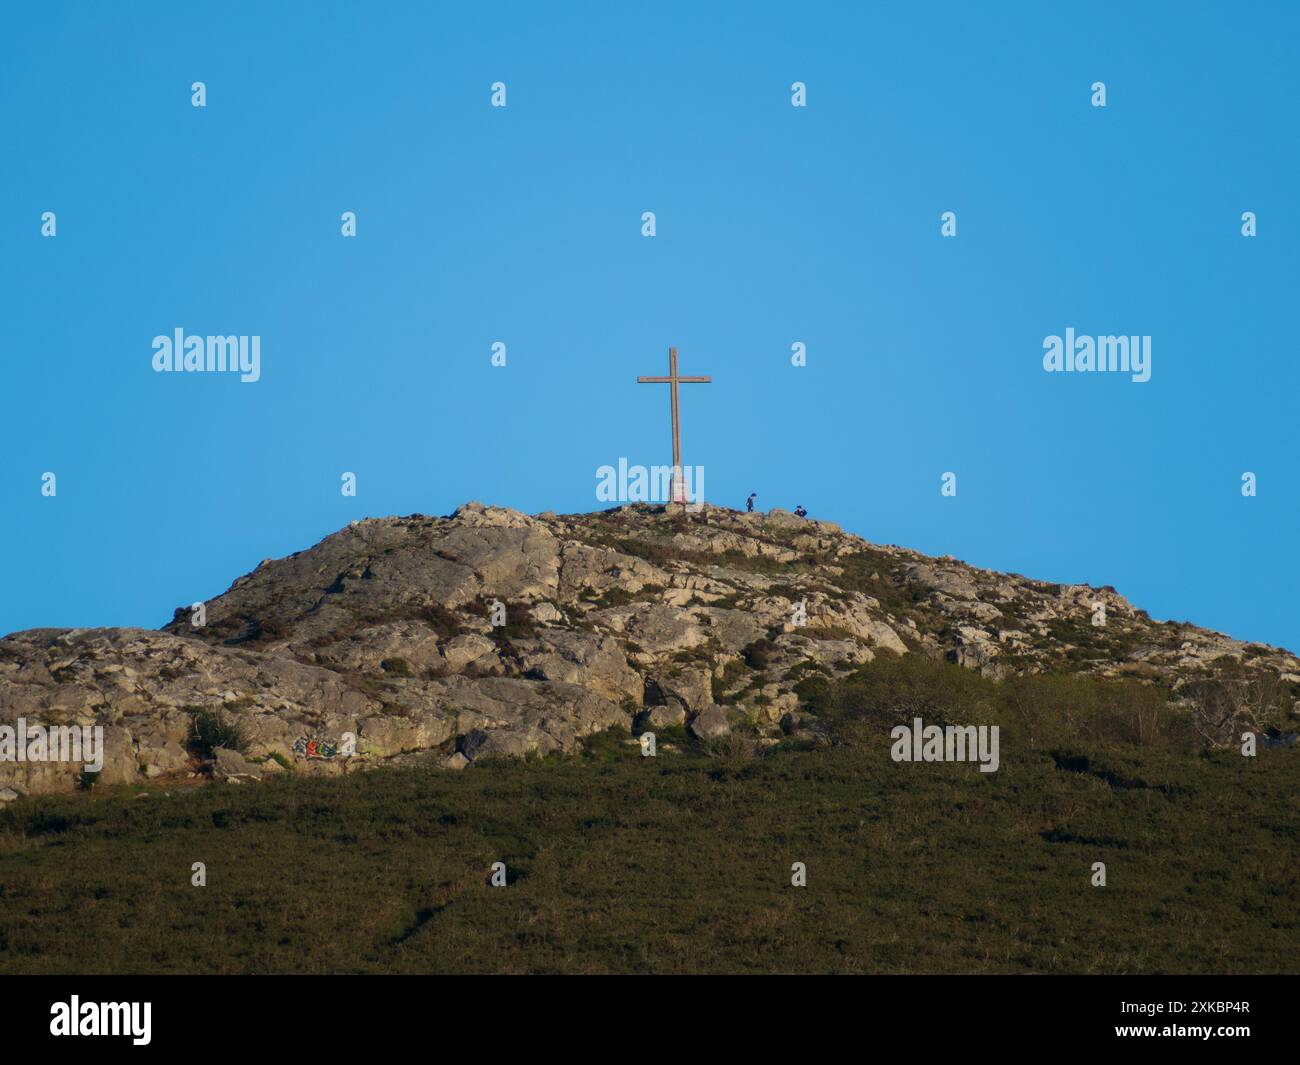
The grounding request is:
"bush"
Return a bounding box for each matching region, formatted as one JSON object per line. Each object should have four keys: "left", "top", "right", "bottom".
{"left": 797, "top": 653, "right": 1198, "bottom": 753}
{"left": 800, "top": 652, "right": 990, "bottom": 743}
{"left": 189, "top": 709, "right": 247, "bottom": 758}
{"left": 741, "top": 638, "right": 774, "bottom": 671}
{"left": 711, "top": 659, "right": 748, "bottom": 703}
{"left": 416, "top": 604, "right": 464, "bottom": 640}
{"left": 1180, "top": 669, "right": 1294, "bottom": 748}
{"left": 581, "top": 587, "right": 636, "bottom": 608}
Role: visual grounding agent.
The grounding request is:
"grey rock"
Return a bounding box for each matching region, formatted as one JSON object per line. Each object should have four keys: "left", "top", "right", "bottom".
{"left": 0, "top": 499, "right": 1295, "bottom": 795}
{"left": 212, "top": 747, "right": 264, "bottom": 782}
{"left": 645, "top": 702, "right": 687, "bottom": 729}
{"left": 689, "top": 705, "right": 731, "bottom": 740}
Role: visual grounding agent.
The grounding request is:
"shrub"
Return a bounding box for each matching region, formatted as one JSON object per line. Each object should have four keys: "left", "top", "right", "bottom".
{"left": 1180, "top": 669, "right": 1293, "bottom": 748}
{"left": 189, "top": 709, "right": 247, "bottom": 758}
{"left": 581, "top": 587, "right": 637, "bottom": 608}
{"left": 712, "top": 660, "right": 748, "bottom": 703}
{"left": 797, "top": 653, "right": 1199, "bottom": 753}
{"left": 741, "top": 638, "right": 775, "bottom": 671}
{"left": 416, "top": 604, "right": 464, "bottom": 640}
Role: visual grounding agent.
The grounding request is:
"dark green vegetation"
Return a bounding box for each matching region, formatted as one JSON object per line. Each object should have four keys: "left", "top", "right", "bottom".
{"left": 1, "top": 656, "right": 1295, "bottom": 974}
{"left": 187, "top": 708, "right": 247, "bottom": 758}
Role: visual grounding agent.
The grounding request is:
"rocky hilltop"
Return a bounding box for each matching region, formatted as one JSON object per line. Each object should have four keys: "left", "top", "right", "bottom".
{"left": 2, "top": 502, "right": 1297, "bottom": 799}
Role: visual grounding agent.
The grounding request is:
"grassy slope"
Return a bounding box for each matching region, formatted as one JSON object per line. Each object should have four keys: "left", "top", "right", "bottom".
{"left": 1, "top": 729, "right": 1295, "bottom": 974}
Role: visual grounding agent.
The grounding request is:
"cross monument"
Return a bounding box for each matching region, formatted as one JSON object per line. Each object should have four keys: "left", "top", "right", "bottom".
{"left": 637, "top": 347, "right": 712, "bottom": 506}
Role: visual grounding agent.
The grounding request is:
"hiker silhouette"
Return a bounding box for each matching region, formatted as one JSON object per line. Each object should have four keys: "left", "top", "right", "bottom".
{"left": 746, "top": 493, "right": 757, "bottom": 513}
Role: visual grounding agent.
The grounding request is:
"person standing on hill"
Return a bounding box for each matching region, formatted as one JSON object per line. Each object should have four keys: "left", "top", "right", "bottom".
{"left": 746, "top": 493, "right": 757, "bottom": 513}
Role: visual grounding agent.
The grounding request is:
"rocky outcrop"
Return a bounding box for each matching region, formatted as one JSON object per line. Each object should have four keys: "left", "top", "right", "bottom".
{"left": 1, "top": 500, "right": 1297, "bottom": 800}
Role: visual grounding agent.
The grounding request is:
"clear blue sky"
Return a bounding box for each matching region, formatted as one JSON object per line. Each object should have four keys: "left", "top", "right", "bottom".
{"left": 2, "top": 2, "right": 1297, "bottom": 652}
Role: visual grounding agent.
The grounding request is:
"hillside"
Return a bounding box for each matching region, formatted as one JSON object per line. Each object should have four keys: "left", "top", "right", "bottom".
{"left": 2, "top": 736, "right": 1296, "bottom": 974}
{"left": 1, "top": 502, "right": 1297, "bottom": 800}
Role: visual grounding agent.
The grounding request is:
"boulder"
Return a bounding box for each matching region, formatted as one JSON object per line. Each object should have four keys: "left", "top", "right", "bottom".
{"left": 212, "top": 747, "right": 264, "bottom": 783}
{"left": 689, "top": 705, "right": 731, "bottom": 740}
{"left": 634, "top": 701, "right": 687, "bottom": 733}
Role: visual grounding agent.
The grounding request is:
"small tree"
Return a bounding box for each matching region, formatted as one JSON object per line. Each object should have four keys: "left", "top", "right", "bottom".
{"left": 1180, "top": 671, "right": 1289, "bottom": 748}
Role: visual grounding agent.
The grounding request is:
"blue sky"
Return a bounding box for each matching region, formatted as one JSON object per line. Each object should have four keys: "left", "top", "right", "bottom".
{"left": 2, "top": 1, "right": 1297, "bottom": 651}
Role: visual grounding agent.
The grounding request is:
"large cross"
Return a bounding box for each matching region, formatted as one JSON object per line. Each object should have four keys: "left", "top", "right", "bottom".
{"left": 637, "top": 346, "right": 711, "bottom": 505}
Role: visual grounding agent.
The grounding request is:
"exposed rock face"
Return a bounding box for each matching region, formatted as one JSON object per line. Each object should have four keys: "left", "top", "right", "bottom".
{"left": 1, "top": 501, "right": 1297, "bottom": 799}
